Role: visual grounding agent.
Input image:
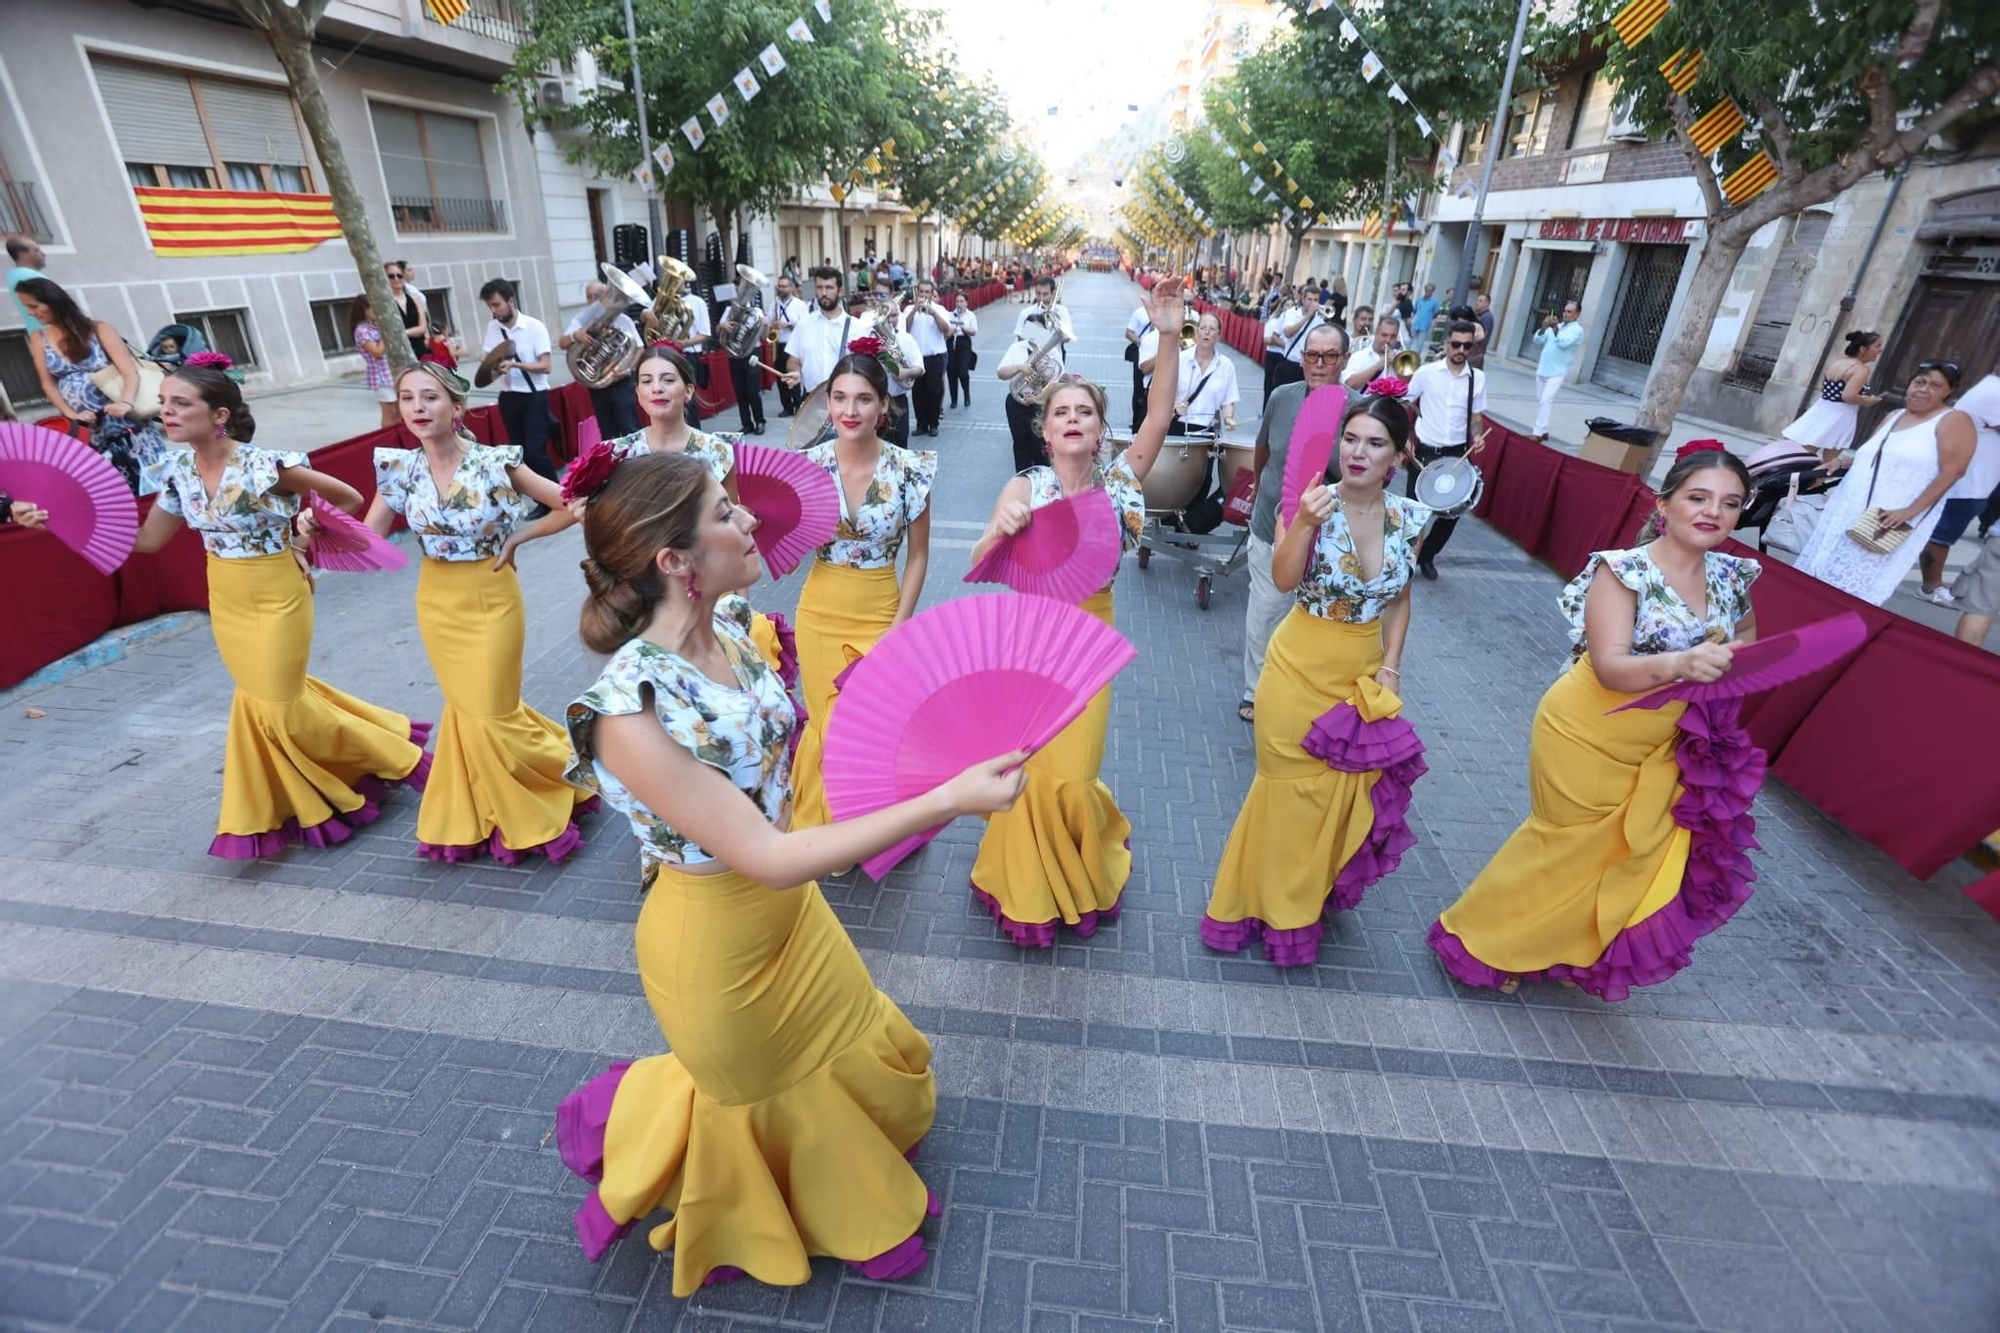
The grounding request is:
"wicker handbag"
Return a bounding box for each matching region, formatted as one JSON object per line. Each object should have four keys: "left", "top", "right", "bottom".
{"left": 1843, "top": 435, "right": 1934, "bottom": 555}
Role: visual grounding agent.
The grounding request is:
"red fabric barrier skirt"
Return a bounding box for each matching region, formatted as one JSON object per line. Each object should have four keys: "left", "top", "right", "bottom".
{"left": 1479, "top": 428, "right": 1560, "bottom": 557}
{"left": 0, "top": 523, "right": 117, "bottom": 687}
{"left": 1471, "top": 425, "right": 1511, "bottom": 521}
{"left": 1543, "top": 457, "right": 1645, "bottom": 581}
{"left": 690, "top": 350, "right": 737, "bottom": 419}
{"left": 109, "top": 494, "right": 210, "bottom": 625}
{"left": 1775, "top": 621, "right": 2000, "bottom": 880}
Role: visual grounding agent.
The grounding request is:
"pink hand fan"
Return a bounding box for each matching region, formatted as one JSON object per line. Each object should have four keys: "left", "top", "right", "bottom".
{"left": 1608, "top": 613, "right": 1867, "bottom": 714}
{"left": 735, "top": 443, "right": 841, "bottom": 578}
{"left": 1279, "top": 384, "right": 1349, "bottom": 528}
{"left": 304, "top": 492, "right": 407, "bottom": 573}
{"left": 823, "top": 593, "right": 1137, "bottom": 880}
{"left": 961, "top": 487, "right": 1121, "bottom": 603}
{"left": 0, "top": 421, "right": 139, "bottom": 574}
{"left": 573, "top": 414, "right": 603, "bottom": 458}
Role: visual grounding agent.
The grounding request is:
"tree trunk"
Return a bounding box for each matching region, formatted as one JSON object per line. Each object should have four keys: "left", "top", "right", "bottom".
{"left": 1373, "top": 121, "right": 1397, "bottom": 312}
{"left": 1283, "top": 225, "right": 1305, "bottom": 282}
{"left": 1632, "top": 218, "right": 1754, "bottom": 448}
{"left": 252, "top": 5, "right": 415, "bottom": 374}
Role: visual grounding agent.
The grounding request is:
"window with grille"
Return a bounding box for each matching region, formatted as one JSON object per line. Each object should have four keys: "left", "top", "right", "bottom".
{"left": 91, "top": 58, "right": 313, "bottom": 193}
{"left": 172, "top": 309, "right": 258, "bottom": 369}
{"left": 0, "top": 330, "right": 49, "bottom": 409}
{"left": 1601, "top": 245, "right": 1689, "bottom": 367}
{"left": 369, "top": 103, "right": 502, "bottom": 234}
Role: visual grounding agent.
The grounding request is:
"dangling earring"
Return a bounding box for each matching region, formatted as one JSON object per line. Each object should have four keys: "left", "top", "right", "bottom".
{"left": 685, "top": 571, "right": 701, "bottom": 601}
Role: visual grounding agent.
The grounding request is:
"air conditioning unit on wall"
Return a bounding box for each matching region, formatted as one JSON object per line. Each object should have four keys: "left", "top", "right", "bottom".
{"left": 1607, "top": 93, "right": 1648, "bottom": 143}
{"left": 540, "top": 77, "right": 587, "bottom": 112}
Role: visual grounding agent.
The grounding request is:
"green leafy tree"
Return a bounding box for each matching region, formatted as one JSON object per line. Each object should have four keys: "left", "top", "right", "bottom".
{"left": 507, "top": 0, "right": 913, "bottom": 260}
{"left": 1586, "top": 0, "right": 1999, "bottom": 439}
{"left": 897, "top": 74, "right": 1010, "bottom": 272}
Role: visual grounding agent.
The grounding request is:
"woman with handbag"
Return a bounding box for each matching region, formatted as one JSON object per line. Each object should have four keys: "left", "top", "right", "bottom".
{"left": 1793, "top": 361, "right": 1974, "bottom": 606}
{"left": 945, "top": 291, "right": 978, "bottom": 410}
{"left": 17, "top": 278, "right": 170, "bottom": 494}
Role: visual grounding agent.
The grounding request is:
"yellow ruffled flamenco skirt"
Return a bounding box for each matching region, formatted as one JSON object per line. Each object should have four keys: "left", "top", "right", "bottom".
{"left": 1202, "top": 609, "right": 1425, "bottom": 967}
{"left": 970, "top": 589, "right": 1131, "bottom": 946}
{"left": 206, "top": 552, "right": 429, "bottom": 858}
{"left": 412, "top": 559, "right": 596, "bottom": 864}
{"left": 790, "top": 559, "right": 901, "bottom": 829}
{"left": 556, "top": 866, "right": 938, "bottom": 1295}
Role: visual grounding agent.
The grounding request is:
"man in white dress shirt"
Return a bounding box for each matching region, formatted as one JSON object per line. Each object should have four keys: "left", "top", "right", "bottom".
{"left": 1268, "top": 287, "right": 1323, "bottom": 402}
{"left": 479, "top": 278, "right": 555, "bottom": 495}
{"left": 901, "top": 279, "right": 952, "bottom": 438}
{"left": 1125, "top": 301, "right": 1155, "bottom": 430}
{"left": 770, "top": 272, "right": 811, "bottom": 417}
{"left": 781, "top": 265, "right": 868, "bottom": 400}
{"left": 945, "top": 291, "right": 979, "bottom": 410}
{"left": 1403, "top": 318, "right": 1488, "bottom": 580}
{"left": 1343, "top": 313, "right": 1404, "bottom": 390}
{"left": 1012, "top": 274, "right": 1071, "bottom": 352}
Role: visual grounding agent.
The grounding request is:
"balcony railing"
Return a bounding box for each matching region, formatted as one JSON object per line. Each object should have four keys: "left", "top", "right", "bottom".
{"left": 0, "top": 179, "right": 53, "bottom": 242}
{"left": 424, "top": 0, "right": 530, "bottom": 45}
{"left": 391, "top": 195, "right": 508, "bottom": 235}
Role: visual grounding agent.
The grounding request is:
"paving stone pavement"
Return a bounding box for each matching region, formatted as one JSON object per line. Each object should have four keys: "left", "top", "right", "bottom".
{"left": 2, "top": 272, "right": 1996, "bottom": 1332}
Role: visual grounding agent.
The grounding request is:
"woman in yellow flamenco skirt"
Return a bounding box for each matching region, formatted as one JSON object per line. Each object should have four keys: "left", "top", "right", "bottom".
{"left": 554, "top": 452, "right": 1024, "bottom": 1294}
{"left": 964, "top": 278, "right": 1188, "bottom": 945}
{"left": 93, "top": 365, "right": 430, "bottom": 857}
{"left": 357, "top": 364, "right": 597, "bottom": 864}
{"left": 1202, "top": 394, "right": 1430, "bottom": 967}
{"left": 789, "top": 352, "right": 934, "bottom": 829}
{"left": 1428, "top": 447, "right": 1765, "bottom": 1001}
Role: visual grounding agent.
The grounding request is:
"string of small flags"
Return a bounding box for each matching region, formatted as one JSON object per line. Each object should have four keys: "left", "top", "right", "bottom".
{"left": 1291, "top": 0, "right": 1465, "bottom": 211}
{"left": 633, "top": 0, "right": 836, "bottom": 189}
{"left": 1608, "top": 0, "right": 1772, "bottom": 205}
{"left": 1210, "top": 97, "right": 1323, "bottom": 234}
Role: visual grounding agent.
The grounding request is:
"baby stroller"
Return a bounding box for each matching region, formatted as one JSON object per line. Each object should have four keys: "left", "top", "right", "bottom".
{"left": 145, "top": 322, "right": 210, "bottom": 368}
{"left": 1739, "top": 440, "right": 1838, "bottom": 551}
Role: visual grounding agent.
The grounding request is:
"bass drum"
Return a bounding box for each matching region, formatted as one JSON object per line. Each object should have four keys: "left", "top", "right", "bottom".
{"left": 1122, "top": 437, "right": 1212, "bottom": 513}
{"left": 787, "top": 386, "right": 832, "bottom": 450}
{"left": 1413, "top": 454, "right": 1483, "bottom": 517}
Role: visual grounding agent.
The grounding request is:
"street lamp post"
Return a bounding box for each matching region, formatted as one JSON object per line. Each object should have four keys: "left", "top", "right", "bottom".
{"left": 1451, "top": 0, "right": 1532, "bottom": 311}
{"left": 623, "top": 0, "right": 665, "bottom": 262}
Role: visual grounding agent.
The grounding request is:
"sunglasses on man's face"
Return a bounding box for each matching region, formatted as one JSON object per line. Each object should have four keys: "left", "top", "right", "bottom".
{"left": 1447, "top": 340, "right": 1473, "bottom": 350}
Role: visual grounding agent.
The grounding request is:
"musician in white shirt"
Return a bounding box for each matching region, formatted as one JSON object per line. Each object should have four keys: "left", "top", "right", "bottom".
{"left": 901, "top": 279, "right": 952, "bottom": 437}
{"left": 1402, "top": 319, "right": 1488, "bottom": 580}
{"left": 561, "top": 280, "right": 642, "bottom": 438}
{"left": 1274, "top": 288, "right": 1325, "bottom": 393}
{"left": 1172, "top": 313, "right": 1239, "bottom": 435}
{"left": 945, "top": 291, "right": 979, "bottom": 410}
{"left": 1012, "top": 275, "right": 1071, "bottom": 349}
{"left": 1125, "top": 302, "right": 1155, "bottom": 430}
{"left": 479, "top": 278, "right": 556, "bottom": 488}
{"left": 780, "top": 265, "right": 870, "bottom": 398}
{"left": 1343, "top": 314, "right": 1404, "bottom": 390}
{"left": 770, "top": 273, "right": 812, "bottom": 417}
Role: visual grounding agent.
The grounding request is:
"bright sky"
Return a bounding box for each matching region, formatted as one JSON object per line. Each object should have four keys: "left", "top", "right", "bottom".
{"left": 933, "top": 0, "right": 1207, "bottom": 169}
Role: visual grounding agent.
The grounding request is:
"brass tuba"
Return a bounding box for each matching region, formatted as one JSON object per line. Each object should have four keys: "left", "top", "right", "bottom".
{"left": 1008, "top": 310, "right": 1072, "bottom": 405}
{"left": 641, "top": 255, "right": 699, "bottom": 345}
{"left": 566, "top": 262, "right": 650, "bottom": 388}
{"left": 716, "top": 263, "right": 771, "bottom": 360}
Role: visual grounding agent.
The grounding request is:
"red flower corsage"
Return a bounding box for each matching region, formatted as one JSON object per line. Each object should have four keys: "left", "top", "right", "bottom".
{"left": 560, "top": 440, "right": 619, "bottom": 506}
{"left": 1676, "top": 438, "right": 1727, "bottom": 460}
{"left": 847, "top": 334, "right": 885, "bottom": 357}
{"left": 1364, "top": 375, "right": 1410, "bottom": 400}
{"left": 184, "top": 351, "right": 235, "bottom": 370}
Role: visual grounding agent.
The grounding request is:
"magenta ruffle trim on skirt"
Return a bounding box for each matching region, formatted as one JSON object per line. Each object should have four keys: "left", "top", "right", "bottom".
{"left": 1426, "top": 699, "right": 1765, "bottom": 1003}
{"left": 207, "top": 721, "right": 434, "bottom": 860}
{"left": 555, "top": 1062, "right": 941, "bottom": 1279}
{"left": 766, "top": 613, "right": 801, "bottom": 692}
{"left": 416, "top": 795, "right": 603, "bottom": 866}
{"left": 970, "top": 885, "right": 1121, "bottom": 950}
{"left": 1200, "top": 701, "right": 1427, "bottom": 968}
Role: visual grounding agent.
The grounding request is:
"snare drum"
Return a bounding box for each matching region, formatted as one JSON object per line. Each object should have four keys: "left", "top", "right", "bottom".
{"left": 1413, "top": 453, "right": 1483, "bottom": 517}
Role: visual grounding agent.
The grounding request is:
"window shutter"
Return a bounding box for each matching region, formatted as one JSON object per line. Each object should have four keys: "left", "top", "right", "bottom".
{"left": 201, "top": 80, "right": 308, "bottom": 167}
{"left": 92, "top": 60, "right": 209, "bottom": 168}
{"left": 369, "top": 103, "right": 433, "bottom": 199}
{"left": 420, "top": 114, "right": 488, "bottom": 200}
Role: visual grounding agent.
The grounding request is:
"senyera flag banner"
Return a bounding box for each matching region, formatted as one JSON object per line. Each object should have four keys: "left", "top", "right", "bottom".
{"left": 133, "top": 188, "right": 343, "bottom": 258}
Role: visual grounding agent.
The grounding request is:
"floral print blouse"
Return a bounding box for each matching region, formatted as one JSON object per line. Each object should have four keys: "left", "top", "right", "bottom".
{"left": 607, "top": 428, "right": 735, "bottom": 484}
{"left": 1022, "top": 453, "right": 1147, "bottom": 557}
{"left": 1296, "top": 493, "right": 1432, "bottom": 622}
{"left": 806, "top": 440, "right": 937, "bottom": 569}
{"left": 1562, "top": 546, "right": 1761, "bottom": 660}
{"left": 144, "top": 446, "right": 309, "bottom": 558}
{"left": 373, "top": 444, "right": 529, "bottom": 562}
{"left": 564, "top": 596, "right": 797, "bottom": 870}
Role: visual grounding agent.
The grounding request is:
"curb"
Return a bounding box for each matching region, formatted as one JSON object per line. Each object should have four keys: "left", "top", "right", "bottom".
{"left": 0, "top": 612, "right": 205, "bottom": 707}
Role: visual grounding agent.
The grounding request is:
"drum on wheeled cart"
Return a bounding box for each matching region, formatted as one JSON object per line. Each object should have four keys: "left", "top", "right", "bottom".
{"left": 1112, "top": 426, "right": 1254, "bottom": 611}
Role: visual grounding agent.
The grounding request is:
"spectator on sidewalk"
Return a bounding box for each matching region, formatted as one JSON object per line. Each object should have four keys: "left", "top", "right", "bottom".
{"left": 19, "top": 277, "right": 169, "bottom": 493}
{"left": 1472, "top": 293, "right": 1496, "bottom": 361}
{"left": 351, "top": 298, "right": 397, "bottom": 428}
{"left": 1532, "top": 301, "right": 1585, "bottom": 441}
{"left": 1919, "top": 358, "right": 2000, "bottom": 605}
{"left": 1411, "top": 283, "right": 1441, "bottom": 349}
{"left": 6, "top": 235, "right": 46, "bottom": 331}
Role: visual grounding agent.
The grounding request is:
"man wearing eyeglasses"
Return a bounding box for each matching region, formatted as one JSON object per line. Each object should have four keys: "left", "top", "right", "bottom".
{"left": 1403, "top": 320, "right": 1489, "bottom": 580}
{"left": 1237, "top": 322, "right": 1351, "bottom": 723}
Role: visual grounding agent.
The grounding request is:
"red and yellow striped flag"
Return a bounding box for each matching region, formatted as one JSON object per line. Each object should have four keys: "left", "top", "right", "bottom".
{"left": 133, "top": 188, "right": 342, "bottom": 257}
{"left": 425, "top": 0, "right": 469, "bottom": 22}
{"left": 1612, "top": 0, "right": 1670, "bottom": 48}
{"left": 1659, "top": 48, "right": 1703, "bottom": 95}
{"left": 1688, "top": 99, "right": 1747, "bottom": 154}
{"left": 1359, "top": 212, "right": 1383, "bottom": 240}
{"left": 1721, "top": 152, "right": 1779, "bottom": 206}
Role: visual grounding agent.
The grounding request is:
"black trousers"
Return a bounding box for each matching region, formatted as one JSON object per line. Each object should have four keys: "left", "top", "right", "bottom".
{"left": 1130, "top": 356, "right": 1148, "bottom": 431}
{"left": 1404, "top": 441, "right": 1470, "bottom": 562}
{"left": 1004, "top": 393, "right": 1042, "bottom": 474}
{"left": 884, "top": 396, "right": 911, "bottom": 448}
{"left": 1260, "top": 352, "right": 1295, "bottom": 406}
{"left": 947, "top": 338, "right": 974, "bottom": 405}
{"left": 777, "top": 361, "right": 802, "bottom": 415}
{"left": 587, "top": 378, "right": 640, "bottom": 441}
{"left": 728, "top": 356, "right": 766, "bottom": 432}
{"left": 498, "top": 389, "right": 555, "bottom": 482}
{"left": 915, "top": 353, "right": 946, "bottom": 432}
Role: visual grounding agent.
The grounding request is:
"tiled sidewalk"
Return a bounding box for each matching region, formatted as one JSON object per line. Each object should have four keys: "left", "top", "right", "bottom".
{"left": 1, "top": 273, "right": 1995, "bottom": 1332}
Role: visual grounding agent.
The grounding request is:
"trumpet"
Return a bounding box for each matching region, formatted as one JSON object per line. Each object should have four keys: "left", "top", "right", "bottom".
{"left": 1178, "top": 315, "right": 1200, "bottom": 350}
{"left": 1390, "top": 348, "right": 1424, "bottom": 378}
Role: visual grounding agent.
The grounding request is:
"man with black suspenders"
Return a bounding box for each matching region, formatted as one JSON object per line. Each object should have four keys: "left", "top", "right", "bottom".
{"left": 1403, "top": 319, "right": 1488, "bottom": 580}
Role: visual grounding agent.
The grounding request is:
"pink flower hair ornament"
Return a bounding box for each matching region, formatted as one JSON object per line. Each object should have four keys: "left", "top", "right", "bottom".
{"left": 559, "top": 439, "right": 619, "bottom": 506}
{"left": 1363, "top": 375, "right": 1410, "bottom": 400}
{"left": 183, "top": 350, "right": 246, "bottom": 383}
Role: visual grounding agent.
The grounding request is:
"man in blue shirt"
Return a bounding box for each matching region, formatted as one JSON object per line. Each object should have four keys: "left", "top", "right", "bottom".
{"left": 6, "top": 235, "right": 47, "bottom": 332}
{"left": 1533, "top": 300, "right": 1585, "bottom": 440}
{"left": 1410, "top": 282, "right": 1441, "bottom": 349}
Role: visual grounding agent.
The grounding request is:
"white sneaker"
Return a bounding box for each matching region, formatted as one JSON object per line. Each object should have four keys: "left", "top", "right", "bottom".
{"left": 1926, "top": 586, "right": 1957, "bottom": 606}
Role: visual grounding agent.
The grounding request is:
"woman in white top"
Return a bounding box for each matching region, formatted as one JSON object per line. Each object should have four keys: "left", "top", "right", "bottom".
{"left": 1780, "top": 330, "right": 1886, "bottom": 457}
{"left": 1793, "top": 361, "right": 1974, "bottom": 605}
{"left": 1171, "top": 313, "right": 1240, "bottom": 435}
{"left": 945, "top": 291, "right": 979, "bottom": 410}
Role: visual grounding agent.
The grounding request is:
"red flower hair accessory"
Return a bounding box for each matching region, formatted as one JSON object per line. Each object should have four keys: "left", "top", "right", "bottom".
{"left": 1364, "top": 375, "right": 1410, "bottom": 400}
{"left": 1676, "top": 438, "right": 1727, "bottom": 460}
{"left": 847, "top": 334, "right": 885, "bottom": 357}
{"left": 559, "top": 440, "right": 619, "bottom": 506}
